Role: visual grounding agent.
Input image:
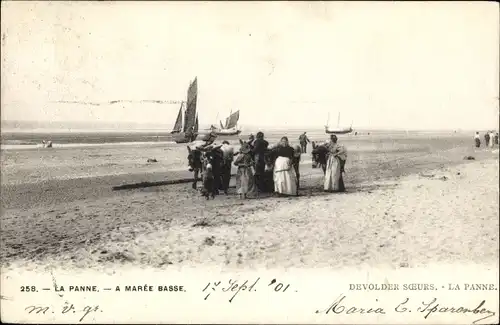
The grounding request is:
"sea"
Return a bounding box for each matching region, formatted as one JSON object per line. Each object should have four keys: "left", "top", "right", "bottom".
{"left": 0, "top": 128, "right": 469, "bottom": 150}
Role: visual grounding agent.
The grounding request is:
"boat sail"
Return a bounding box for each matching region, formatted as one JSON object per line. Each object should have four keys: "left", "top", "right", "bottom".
{"left": 183, "top": 77, "right": 198, "bottom": 133}
{"left": 224, "top": 110, "right": 239, "bottom": 129}
{"left": 212, "top": 109, "right": 242, "bottom": 136}
{"left": 325, "top": 112, "right": 353, "bottom": 134}
{"left": 194, "top": 114, "right": 199, "bottom": 133}
{"left": 174, "top": 77, "right": 199, "bottom": 143}
{"left": 170, "top": 102, "right": 184, "bottom": 134}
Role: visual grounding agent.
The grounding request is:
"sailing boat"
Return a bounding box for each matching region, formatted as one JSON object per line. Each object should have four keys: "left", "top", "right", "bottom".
{"left": 170, "top": 102, "right": 184, "bottom": 134}
{"left": 173, "top": 77, "right": 199, "bottom": 144}
{"left": 212, "top": 109, "right": 242, "bottom": 136}
{"left": 324, "top": 112, "right": 353, "bottom": 134}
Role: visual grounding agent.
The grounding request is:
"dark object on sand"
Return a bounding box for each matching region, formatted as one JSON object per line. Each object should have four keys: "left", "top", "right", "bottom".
{"left": 112, "top": 174, "right": 236, "bottom": 191}
{"left": 147, "top": 158, "right": 158, "bottom": 163}
{"left": 42, "top": 140, "right": 53, "bottom": 148}
{"left": 463, "top": 156, "right": 475, "bottom": 160}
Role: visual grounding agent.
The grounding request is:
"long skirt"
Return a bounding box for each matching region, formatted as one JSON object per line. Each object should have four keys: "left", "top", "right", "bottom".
{"left": 273, "top": 157, "right": 297, "bottom": 196}
{"left": 324, "top": 155, "right": 345, "bottom": 192}
{"left": 475, "top": 138, "right": 481, "bottom": 148}
{"left": 236, "top": 166, "right": 255, "bottom": 195}
{"left": 221, "top": 162, "right": 232, "bottom": 193}
{"left": 254, "top": 155, "right": 266, "bottom": 192}
{"left": 489, "top": 137, "right": 494, "bottom": 148}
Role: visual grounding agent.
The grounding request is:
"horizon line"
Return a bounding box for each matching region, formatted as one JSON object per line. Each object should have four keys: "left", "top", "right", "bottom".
{"left": 1, "top": 119, "right": 497, "bottom": 132}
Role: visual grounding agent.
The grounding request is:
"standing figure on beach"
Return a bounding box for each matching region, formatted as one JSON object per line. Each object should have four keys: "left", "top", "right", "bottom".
{"left": 323, "top": 134, "right": 347, "bottom": 193}
{"left": 220, "top": 141, "right": 235, "bottom": 195}
{"left": 273, "top": 137, "right": 298, "bottom": 196}
{"left": 262, "top": 147, "right": 277, "bottom": 193}
{"left": 474, "top": 132, "right": 481, "bottom": 148}
{"left": 234, "top": 139, "right": 255, "bottom": 199}
{"left": 292, "top": 144, "right": 302, "bottom": 194}
{"left": 494, "top": 132, "right": 499, "bottom": 145}
{"left": 252, "top": 132, "right": 269, "bottom": 194}
{"left": 299, "top": 132, "right": 310, "bottom": 153}
{"left": 484, "top": 132, "right": 490, "bottom": 147}
{"left": 489, "top": 131, "right": 495, "bottom": 148}
{"left": 311, "top": 141, "right": 318, "bottom": 168}
{"left": 247, "top": 134, "right": 256, "bottom": 147}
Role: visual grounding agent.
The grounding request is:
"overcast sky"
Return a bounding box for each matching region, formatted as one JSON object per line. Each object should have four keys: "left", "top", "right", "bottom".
{"left": 1, "top": 1, "right": 498, "bottom": 130}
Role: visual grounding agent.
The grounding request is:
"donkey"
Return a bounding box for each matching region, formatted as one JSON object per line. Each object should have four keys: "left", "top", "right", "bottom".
{"left": 311, "top": 144, "right": 328, "bottom": 175}
{"left": 187, "top": 146, "right": 204, "bottom": 189}
{"left": 187, "top": 144, "right": 225, "bottom": 197}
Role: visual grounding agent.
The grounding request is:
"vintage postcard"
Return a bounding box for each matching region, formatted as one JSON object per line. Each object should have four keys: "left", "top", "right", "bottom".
{"left": 1, "top": 1, "right": 499, "bottom": 324}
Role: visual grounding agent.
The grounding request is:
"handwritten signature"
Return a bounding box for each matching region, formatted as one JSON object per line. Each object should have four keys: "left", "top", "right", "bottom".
{"left": 316, "top": 294, "right": 496, "bottom": 324}
{"left": 25, "top": 302, "right": 101, "bottom": 322}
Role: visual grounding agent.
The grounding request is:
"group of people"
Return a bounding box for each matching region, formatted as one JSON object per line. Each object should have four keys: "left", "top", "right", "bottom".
{"left": 189, "top": 131, "right": 348, "bottom": 199}
{"left": 229, "top": 132, "right": 303, "bottom": 198}
{"left": 474, "top": 131, "right": 499, "bottom": 148}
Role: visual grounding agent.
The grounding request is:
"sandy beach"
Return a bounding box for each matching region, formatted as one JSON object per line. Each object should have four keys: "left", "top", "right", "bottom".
{"left": 1, "top": 133, "right": 498, "bottom": 272}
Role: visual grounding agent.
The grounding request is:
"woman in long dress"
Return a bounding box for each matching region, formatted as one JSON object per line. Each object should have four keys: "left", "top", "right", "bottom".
{"left": 234, "top": 139, "right": 255, "bottom": 199}
{"left": 324, "top": 134, "right": 346, "bottom": 192}
{"left": 273, "top": 137, "right": 298, "bottom": 196}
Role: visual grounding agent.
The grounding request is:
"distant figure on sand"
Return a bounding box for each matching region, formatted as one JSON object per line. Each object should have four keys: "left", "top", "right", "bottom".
{"left": 484, "top": 132, "right": 490, "bottom": 147}
{"left": 495, "top": 132, "right": 499, "bottom": 145}
{"left": 474, "top": 132, "right": 481, "bottom": 148}
{"left": 324, "top": 134, "right": 346, "bottom": 193}
{"left": 489, "top": 131, "right": 495, "bottom": 148}
{"left": 42, "top": 140, "right": 53, "bottom": 148}
{"left": 252, "top": 132, "right": 269, "bottom": 194}
{"left": 273, "top": 137, "right": 298, "bottom": 196}
{"left": 299, "top": 132, "right": 310, "bottom": 153}
{"left": 234, "top": 139, "right": 255, "bottom": 199}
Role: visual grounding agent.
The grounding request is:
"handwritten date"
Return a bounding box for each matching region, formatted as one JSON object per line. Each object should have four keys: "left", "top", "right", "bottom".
{"left": 25, "top": 302, "right": 101, "bottom": 322}
{"left": 202, "top": 278, "right": 293, "bottom": 303}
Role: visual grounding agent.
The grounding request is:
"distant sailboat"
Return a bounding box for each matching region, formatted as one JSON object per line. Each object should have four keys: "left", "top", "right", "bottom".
{"left": 325, "top": 112, "right": 353, "bottom": 134}
{"left": 212, "top": 109, "right": 242, "bottom": 136}
{"left": 174, "top": 77, "right": 199, "bottom": 144}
